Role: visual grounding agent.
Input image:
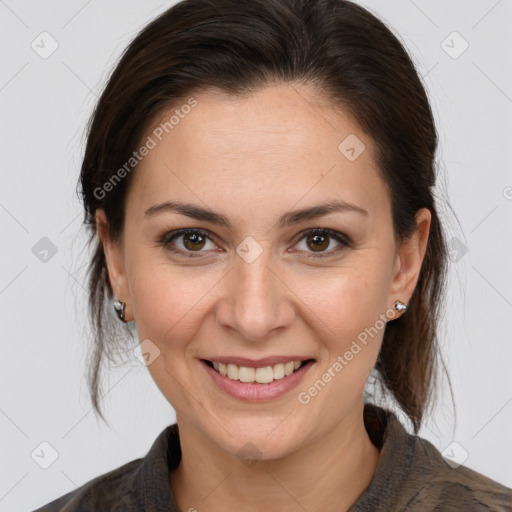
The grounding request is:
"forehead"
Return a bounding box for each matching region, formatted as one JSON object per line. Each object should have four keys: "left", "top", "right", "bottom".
{"left": 127, "top": 83, "right": 388, "bottom": 221}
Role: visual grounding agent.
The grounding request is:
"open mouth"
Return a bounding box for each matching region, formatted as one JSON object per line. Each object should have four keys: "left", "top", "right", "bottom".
{"left": 202, "top": 359, "right": 315, "bottom": 384}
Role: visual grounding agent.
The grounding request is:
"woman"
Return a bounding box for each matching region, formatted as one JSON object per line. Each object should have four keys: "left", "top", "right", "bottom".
{"left": 34, "top": 0, "right": 512, "bottom": 510}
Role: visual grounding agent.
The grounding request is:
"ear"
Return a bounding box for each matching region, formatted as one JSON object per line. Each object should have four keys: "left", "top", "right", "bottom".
{"left": 95, "top": 209, "right": 133, "bottom": 322}
{"left": 388, "top": 207, "right": 431, "bottom": 318}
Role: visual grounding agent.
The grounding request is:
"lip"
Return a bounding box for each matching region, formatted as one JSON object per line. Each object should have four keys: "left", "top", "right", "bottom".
{"left": 200, "top": 358, "right": 315, "bottom": 402}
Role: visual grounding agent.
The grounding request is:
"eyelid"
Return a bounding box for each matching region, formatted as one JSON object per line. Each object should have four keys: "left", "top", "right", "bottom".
{"left": 158, "top": 228, "right": 218, "bottom": 257}
{"left": 290, "top": 228, "right": 352, "bottom": 258}
{"left": 157, "top": 227, "right": 352, "bottom": 258}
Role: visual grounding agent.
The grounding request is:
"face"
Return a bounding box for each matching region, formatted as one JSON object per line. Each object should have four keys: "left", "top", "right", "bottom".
{"left": 98, "top": 83, "right": 430, "bottom": 460}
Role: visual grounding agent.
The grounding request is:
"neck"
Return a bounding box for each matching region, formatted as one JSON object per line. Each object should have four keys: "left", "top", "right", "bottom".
{"left": 170, "top": 403, "right": 381, "bottom": 512}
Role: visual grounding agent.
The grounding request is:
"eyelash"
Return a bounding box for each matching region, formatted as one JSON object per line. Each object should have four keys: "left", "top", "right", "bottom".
{"left": 157, "top": 227, "right": 352, "bottom": 259}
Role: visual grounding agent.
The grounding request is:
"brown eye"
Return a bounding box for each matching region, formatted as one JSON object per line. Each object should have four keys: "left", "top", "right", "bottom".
{"left": 294, "top": 228, "right": 351, "bottom": 258}
{"left": 182, "top": 232, "right": 206, "bottom": 251}
{"left": 159, "top": 228, "right": 217, "bottom": 256}
{"left": 306, "top": 232, "right": 330, "bottom": 252}
{"left": 158, "top": 227, "right": 351, "bottom": 259}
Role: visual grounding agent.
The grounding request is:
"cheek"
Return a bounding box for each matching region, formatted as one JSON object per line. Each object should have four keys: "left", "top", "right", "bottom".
{"left": 292, "top": 263, "right": 389, "bottom": 377}
{"left": 128, "top": 259, "right": 220, "bottom": 347}
{"left": 298, "top": 266, "right": 387, "bottom": 336}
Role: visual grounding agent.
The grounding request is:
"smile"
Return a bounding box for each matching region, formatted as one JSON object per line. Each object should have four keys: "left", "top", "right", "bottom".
{"left": 205, "top": 359, "right": 309, "bottom": 383}
{"left": 200, "top": 358, "right": 316, "bottom": 402}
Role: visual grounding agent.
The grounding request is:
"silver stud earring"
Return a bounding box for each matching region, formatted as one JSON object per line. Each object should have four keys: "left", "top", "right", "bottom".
{"left": 113, "top": 300, "right": 126, "bottom": 322}
{"left": 394, "top": 300, "right": 408, "bottom": 313}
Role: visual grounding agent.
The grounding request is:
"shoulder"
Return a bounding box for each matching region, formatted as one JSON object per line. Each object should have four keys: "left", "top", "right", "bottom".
{"left": 32, "top": 457, "right": 142, "bottom": 511}
{"left": 394, "top": 422, "right": 512, "bottom": 512}
{"left": 401, "top": 428, "right": 512, "bottom": 511}
{"left": 355, "top": 404, "right": 512, "bottom": 511}
{"left": 31, "top": 423, "right": 181, "bottom": 511}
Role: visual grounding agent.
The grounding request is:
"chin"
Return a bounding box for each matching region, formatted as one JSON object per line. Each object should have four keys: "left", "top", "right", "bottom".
{"left": 202, "top": 414, "right": 309, "bottom": 462}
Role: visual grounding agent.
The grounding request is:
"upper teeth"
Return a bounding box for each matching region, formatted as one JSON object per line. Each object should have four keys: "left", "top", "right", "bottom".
{"left": 212, "top": 360, "right": 303, "bottom": 383}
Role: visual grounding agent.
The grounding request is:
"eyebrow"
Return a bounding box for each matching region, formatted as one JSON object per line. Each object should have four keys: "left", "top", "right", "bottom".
{"left": 144, "top": 199, "right": 368, "bottom": 229}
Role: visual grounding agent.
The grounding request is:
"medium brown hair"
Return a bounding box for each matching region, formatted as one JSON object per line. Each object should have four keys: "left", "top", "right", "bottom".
{"left": 79, "top": 0, "right": 454, "bottom": 433}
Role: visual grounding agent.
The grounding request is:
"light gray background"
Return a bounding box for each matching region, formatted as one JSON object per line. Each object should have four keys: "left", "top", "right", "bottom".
{"left": 1, "top": 1, "right": 511, "bottom": 510}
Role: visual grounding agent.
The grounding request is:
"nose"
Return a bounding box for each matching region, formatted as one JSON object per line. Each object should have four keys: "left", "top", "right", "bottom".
{"left": 215, "top": 248, "right": 295, "bottom": 341}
